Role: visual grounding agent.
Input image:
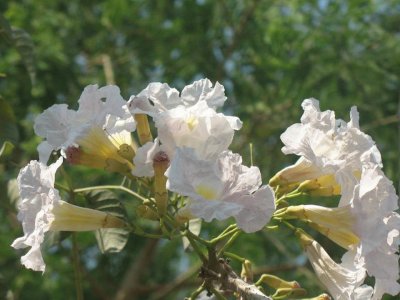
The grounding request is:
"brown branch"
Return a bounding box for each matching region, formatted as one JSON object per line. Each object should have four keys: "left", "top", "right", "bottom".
{"left": 115, "top": 239, "right": 159, "bottom": 300}
{"left": 197, "top": 248, "right": 271, "bottom": 300}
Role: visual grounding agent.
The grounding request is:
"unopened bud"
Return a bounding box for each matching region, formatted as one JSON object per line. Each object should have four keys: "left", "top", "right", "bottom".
{"left": 256, "top": 274, "right": 300, "bottom": 290}
{"left": 273, "top": 287, "right": 307, "bottom": 298}
{"left": 135, "top": 113, "right": 153, "bottom": 145}
{"left": 298, "top": 174, "right": 340, "bottom": 196}
{"left": 305, "top": 293, "right": 332, "bottom": 300}
{"left": 241, "top": 260, "right": 253, "bottom": 282}
{"left": 153, "top": 151, "right": 170, "bottom": 216}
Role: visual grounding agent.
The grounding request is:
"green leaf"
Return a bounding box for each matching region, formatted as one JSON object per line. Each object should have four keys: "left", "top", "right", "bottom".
{"left": 83, "top": 190, "right": 129, "bottom": 253}
{"left": 0, "top": 141, "right": 14, "bottom": 159}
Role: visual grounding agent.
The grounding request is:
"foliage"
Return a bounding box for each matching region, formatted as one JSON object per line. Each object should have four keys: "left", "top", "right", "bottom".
{"left": 1, "top": 1, "right": 399, "bottom": 299}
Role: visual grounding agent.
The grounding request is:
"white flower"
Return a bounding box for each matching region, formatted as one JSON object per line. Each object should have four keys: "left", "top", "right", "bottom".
{"left": 11, "top": 158, "right": 125, "bottom": 272}
{"left": 350, "top": 165, "right": 400, "bottom": 299}
{"left": 283, "top": 166, "right": 400, "bottom": 299}
{"left": 128, "top": 78, "right": 227, "bottom": 117}
{"left": 155, "top": 100, "right": 241, "bottom": 159}
{"left": 34, "top": 84, "right": 136, "bottom": 164}
{"left": 296, "top": 230, "right": 368, "bottom": 300}
{"left": 277, "top": 99, "right": 381, "bottom": 204}
{"left": 166, "top": 148, "right": 275, "bottom": 233}
{"left": 131, "top": 138, "right": 164, "bottom": 177}
{"left": 277, "top": 99, "right": 399, "bottom": 298}
{"left": 129, "top": 79, "right": 241, "bottom": 165}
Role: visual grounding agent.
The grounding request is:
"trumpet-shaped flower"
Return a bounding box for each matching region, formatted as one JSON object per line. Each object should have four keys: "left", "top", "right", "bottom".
{"left": 279, "top": 204, "right": 359, "bottom": 250}
{"left": 155, "top": 100, "right": 241, "bottom": 159}
{"left": 129, "top": 79, "right": 241, "bottom": 160}
{"left": 166, "top": 148, "right": 275, "bottom": 233}
{"left": 34, "top": 85, "right": 136, "bottom": 166}
{"left": 11, "top": 158, "right": 126, "bottom": 272}
{"left": 276, "top": 99, "right": 400, "bottom": 298}
{"left": 276, "top": 99, "right": 381, "bottom": 204}
{"left": 296, "top": 230, "right": 371, "bottom": 300}
{"left": 281, "top": 165, "right": 400, "bottom": 299}
{"left": 350, "top": 165, "right": 400, "bottom": 299}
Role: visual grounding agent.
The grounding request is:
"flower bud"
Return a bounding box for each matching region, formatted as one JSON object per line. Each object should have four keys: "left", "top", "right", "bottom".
{"left": 153, "top": 151, "right": 170, "bottom": 216}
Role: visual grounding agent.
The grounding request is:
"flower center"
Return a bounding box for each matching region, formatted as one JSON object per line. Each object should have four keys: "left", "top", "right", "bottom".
{"left": 195, "top": 184, "right": 217, "bottom": 200}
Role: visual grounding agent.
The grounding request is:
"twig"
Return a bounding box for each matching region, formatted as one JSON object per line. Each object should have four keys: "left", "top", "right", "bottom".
{"left": 102, "top": 54, "right": 115, "bottom": 85}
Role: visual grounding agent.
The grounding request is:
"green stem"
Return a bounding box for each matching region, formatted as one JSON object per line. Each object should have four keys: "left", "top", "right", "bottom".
{"left": 55, "top": 183, "right": 70, "bottom": 192}
{"left": 188, "top": 282, "right": 206, "bottom": 300}
{"left": 74, "top": 185, "right": 148, "bottom": 202}
{"left": 249, "top": 143, "right": 254, "bottom": 166}
{"left": 217, "top": 231, "right": 241, "bottom": 256}
{"left": 185, "top": 231, "right": 208, "bottom": 264}
{"left": 281, "top": 220, "right": 297, "bottom": 231}
{"left": 222, "top": 251, "right": 245, "bottom": 263}
{"left": 72, "top": 233, "right": 84, "bottom": 300}
{"left": 219, "top": 224, "right": 237, "bottom": 236}
{"left": 209, "top": 225, "right": 238, "bottom": 245}
{"left": 185, "top": 228, "right": 212, "bottom": 248}
{"left": 276, "top": 191, "right": 306, "bottom": 206}
{"left": 210, "top": 286, "right": 227, "bottom": 300}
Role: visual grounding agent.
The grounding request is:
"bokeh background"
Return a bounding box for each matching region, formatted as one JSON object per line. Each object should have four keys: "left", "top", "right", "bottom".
{"left": 1, "top": 0, "right": 399, "bottom": 299}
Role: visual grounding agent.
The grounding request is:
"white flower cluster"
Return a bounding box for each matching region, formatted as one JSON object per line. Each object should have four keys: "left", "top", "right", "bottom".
{"left": 128, "top": 79, "right": 275, "bottom": 233}
{"left": 276, "top": 99, "right": 400, "bottom": 300}
{"left": 12, "top": 79, "right": 276, "bottom": 271}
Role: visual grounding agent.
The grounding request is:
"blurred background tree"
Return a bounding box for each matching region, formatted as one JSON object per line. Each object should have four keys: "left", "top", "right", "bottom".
{"left": 1, "top": 0, "right": 399, "bottom": 299}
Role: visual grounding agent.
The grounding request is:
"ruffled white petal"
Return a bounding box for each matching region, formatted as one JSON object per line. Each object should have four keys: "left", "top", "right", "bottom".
{"left": 166, "top": 148, "right": 275, "bottom": 232}
{"left": 156, "top": 101, "right": 241, "bottom": 159}
{"left": 34, "top": 85, "right": 135, "bottom": 164}
{"left": 132, "top": 138, "right": 164, "bottom": 177}
{"left": 11, "top": 158, "right": 63, "bottom": 272}
{"left": 280, "top": 99, "right": 399, "bottom": 298}
{"left": 180, "top": 79, "right": 226, "bottom": 109}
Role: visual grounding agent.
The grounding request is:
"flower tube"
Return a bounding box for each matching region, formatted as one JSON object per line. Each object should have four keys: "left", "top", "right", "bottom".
{"left": 11, "top": 158, "right": 126, "bottom": 272}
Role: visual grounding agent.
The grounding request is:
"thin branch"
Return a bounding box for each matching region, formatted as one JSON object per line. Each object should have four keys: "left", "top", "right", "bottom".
{"left": 102, "top": 54, "right": 115, "bottom": 85}
{"left": 74, "top": 185, "right": 148, "bottom": 202}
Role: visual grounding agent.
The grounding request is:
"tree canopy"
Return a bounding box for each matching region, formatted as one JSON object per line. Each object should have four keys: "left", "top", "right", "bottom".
{"left": 1, "top": 1, "right": 399, "bottom": 299}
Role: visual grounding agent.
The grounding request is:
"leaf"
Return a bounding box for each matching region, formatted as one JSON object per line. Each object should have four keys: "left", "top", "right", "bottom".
{"left": 84, "top": 190, "right": 129, "bottom": 253}
{"left": 0, "top": 141, "right": 14, "bottom": 159}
